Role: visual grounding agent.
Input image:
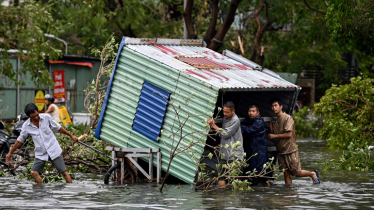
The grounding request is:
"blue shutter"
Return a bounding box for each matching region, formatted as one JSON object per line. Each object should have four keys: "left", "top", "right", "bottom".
{"left": 132, "top": 81, "right": 170, "bottom": 142}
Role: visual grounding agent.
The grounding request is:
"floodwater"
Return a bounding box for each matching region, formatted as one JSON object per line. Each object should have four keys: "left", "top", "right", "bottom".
{"left": 1, "top": 138, "right": 374, "bottom": 209}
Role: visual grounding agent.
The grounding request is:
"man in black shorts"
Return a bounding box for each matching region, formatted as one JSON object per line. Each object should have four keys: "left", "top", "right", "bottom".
{"left": 6, "top": 103, "right": 78, "bottom": 183}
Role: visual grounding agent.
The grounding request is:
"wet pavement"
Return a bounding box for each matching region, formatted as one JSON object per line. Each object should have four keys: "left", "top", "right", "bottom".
{"left": 1, "top": 138, "right": 374, "bottom": 209}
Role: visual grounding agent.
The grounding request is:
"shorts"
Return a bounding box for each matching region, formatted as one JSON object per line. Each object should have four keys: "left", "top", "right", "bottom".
{"left": 278, "top": 151, "right": 302, "bottom": 176}
{"left": 31, "top": 154, "right": 67, "bottom": 175}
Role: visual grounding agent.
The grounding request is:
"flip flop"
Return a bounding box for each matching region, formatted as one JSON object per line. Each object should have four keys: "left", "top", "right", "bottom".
{"left": 313, "top": 170, "right": 321, "bottom": 184}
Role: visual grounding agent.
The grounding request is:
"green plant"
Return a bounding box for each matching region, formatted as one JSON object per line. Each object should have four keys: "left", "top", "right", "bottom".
{"left": 294, "top": 106, "right": 322, "bottom": 138}
{"left": 322, "top": 143, "right": 374, "bottom": 171}
{"left": 314, "top": 76, "right": 374, "bottom": 149}
{"left": 0, "top": 169, "right": 5, "bottom": 177}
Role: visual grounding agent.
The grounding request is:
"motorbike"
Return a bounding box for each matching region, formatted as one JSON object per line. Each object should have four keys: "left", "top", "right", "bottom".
{"left": 0, "top": 114, "right": 31, "bottom": 167}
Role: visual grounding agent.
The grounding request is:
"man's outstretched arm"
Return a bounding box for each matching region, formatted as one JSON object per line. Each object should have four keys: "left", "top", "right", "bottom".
{"left": 58, "top": 127, "right": 78, "bottom": 142}
{"left": 6, "top": 141, "right": 22, "bottom": 163}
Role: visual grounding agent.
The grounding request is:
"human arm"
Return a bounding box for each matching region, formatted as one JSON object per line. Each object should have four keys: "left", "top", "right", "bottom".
{"left": 6, "top": 141, "right": 22, "bottom": 162}
{"left": 208, "top": 117, "right": 240, "bottom": 138}
{"left": 268, "top": 131, "right": 292, "bottom": 139}
{"left": 58, "top": 127, "right": 78, "bottom": 142}
{"left": 270, "top": 121, "right": 274, "bottom": 133}
{"left": 45, "top": 104, "right": 55, "bottom": 114}
{"left": 207, "top": 117, "right": 220, "bottom": 132}
{"left": 241, "top": 119, "right": 263, "bottom": 136}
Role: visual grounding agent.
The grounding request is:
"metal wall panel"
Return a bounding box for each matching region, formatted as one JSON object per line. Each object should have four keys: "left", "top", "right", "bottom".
{"left": 132, "top": 81, "right": 170, "bottom": 142}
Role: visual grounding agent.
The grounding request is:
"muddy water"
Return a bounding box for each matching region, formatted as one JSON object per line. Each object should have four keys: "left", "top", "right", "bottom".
{"left": 1, "top": 138, "right": 374, "bottom": 209}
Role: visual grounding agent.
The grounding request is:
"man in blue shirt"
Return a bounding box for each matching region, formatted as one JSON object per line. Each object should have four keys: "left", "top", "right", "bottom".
{"left": 241, "top": 105, "right": 269, "bottom": 186}
{"left": 6, "top": 103, "right": 78, "bottom": 183}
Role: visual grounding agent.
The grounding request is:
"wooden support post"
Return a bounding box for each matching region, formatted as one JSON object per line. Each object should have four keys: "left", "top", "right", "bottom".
{"left": 149, "top": 151, "right": 153, "bottom": 183}
{"left": 157, "top": 151, "right": 161, "bottom": 184}
{"left": 120, "top": 158, "right": 124, "bottom": 185}
{"left": 134, "top": 152, "right": 138, "bottom": 176}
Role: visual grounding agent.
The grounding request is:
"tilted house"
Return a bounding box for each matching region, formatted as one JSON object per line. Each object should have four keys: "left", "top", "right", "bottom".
{"left": 95, "top": 37, "right": 300, "bottom": 184}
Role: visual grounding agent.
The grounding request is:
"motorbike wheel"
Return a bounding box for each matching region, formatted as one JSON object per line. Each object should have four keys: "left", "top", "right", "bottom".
{"left": 104, "top": 164, "right": 136, "bottom": 185}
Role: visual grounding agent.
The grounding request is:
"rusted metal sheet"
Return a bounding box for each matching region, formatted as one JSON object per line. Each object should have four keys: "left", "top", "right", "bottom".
{"left": 126, "top": 45, "right": 295, "bottom": 90}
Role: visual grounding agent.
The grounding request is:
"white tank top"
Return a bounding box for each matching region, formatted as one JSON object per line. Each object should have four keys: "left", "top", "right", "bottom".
{"left": 49, "top": 104, "right": 61, "bottom": 123}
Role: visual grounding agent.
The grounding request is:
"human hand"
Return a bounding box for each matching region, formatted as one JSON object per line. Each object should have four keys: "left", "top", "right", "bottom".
{"left": 6, "top": 153, "right": 12, "bottom": 163}
{"left": 268, "top": 134, "right": 276, "bottom": 139}
{"left": 207, "top": 117, "right": 215, "bottom": 127}
{"left": 71, "top": 135, "right": 78, "bottom": 143}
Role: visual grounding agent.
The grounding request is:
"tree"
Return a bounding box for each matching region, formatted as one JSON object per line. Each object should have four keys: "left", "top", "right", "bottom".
{"left": 49, "top": 0, "right": 184, "bottom": 55}
{"left": 326, "top": 0, "right": 374, "bottom": 56}
{"left": 0, "top": 0, "right": 61, "bottom": 88}
{"left": 314, "top": 76, "right": 374, "bottom": 149}
{"left": 219, "top": 0, "right": 348, "bottom": 88}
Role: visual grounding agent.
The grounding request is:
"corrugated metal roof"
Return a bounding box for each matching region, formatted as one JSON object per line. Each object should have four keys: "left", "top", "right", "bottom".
{"left": 126, "top": 45, "right": 296, "bottom": 90}
{"left": 132, "top": 81, "right": 170, "bottom": 142}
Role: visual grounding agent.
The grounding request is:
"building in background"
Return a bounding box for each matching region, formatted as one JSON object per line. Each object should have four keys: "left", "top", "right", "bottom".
{"left": 0, "top": 54, "right": 102, "bottom": 119}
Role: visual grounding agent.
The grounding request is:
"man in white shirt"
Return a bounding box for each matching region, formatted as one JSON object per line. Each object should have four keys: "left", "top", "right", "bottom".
{"left": 6, "top": 103, "right": 78, "bottom": 183}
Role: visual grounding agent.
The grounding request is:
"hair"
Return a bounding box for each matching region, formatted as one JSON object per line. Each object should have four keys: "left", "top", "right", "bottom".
{"left": 24, "top": 103, "right": 39, "bottom": 117}
{"left": 270, "top": 97, "right": 284, "bottom": 106}
{"left": 248, "top": 105, "right": 259, "bottom": 112}
{"left": 223, "top": 101, "right": 235, "bottom": 110}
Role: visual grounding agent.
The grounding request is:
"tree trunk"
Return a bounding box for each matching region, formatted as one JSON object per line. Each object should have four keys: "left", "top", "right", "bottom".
{"left": 183, "top": 0, "right": 197, "bottom": 39}
{"left": 208, "top": 0, "right": 243, "bottom": 51}
{"left": 249, "top": 1, "right": 273, "bottom": 65}
{"left": 203, "top": 0, "right": 219, "bottom": 46}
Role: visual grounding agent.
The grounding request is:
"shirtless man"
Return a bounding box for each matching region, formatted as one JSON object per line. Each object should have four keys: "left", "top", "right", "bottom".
{"left": 45, "top": 94, "right": 60, "bottom": 123}
{"left": 268, "top": 98, "right": 321, "bottom": 184}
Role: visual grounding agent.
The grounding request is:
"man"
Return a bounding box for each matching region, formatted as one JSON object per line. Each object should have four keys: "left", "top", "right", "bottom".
{"left": 241, "top": 105, "right": 269, "bottom": 186}
{"left": 45, "top": 94, "right": 60, "bottom": 123}
{"left": 6, "top": 103, "right": 78, "bottom": 183}
{"left": 268, "top": 98, "right": 320, "bottom": 184}
{"left": 207, "top": 101, "right": 244, "bottom": 186}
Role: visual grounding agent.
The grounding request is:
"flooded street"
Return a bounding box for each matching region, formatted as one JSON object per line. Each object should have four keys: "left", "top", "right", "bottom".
{"left": 1, "top": 138, "right": 374, "bottom": 209}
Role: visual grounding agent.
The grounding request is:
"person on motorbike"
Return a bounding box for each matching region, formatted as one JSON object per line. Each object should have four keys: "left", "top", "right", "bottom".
{"left": 6, "top": 103, "right": 78, "bottom": 183}
{"left": 44, "top": 94, "right": 61, "bottom": 123}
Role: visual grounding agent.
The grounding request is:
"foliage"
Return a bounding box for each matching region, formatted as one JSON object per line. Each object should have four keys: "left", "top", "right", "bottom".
{"left": 84, "top": 35, "right": 118, "bottom": 129}
{"left": 220, "top": 0, "right": 349, "bottom": 89}
{"left": 314, "top": 76, "right": 374, "bottom": 149}
{"left": 58, "top": 124, "right": 112, "bottom": 171}
{"left": 0, "top": 169, "right": 5, "bottom": 177}
{"left": 49, "top": 0, "right": 184, "bottom": 55}
{"left": 293, "top": 106, "right": 322, "bottom": 138}
{"left": 322, "top": 143, "right": 374, "bottom": 171}
{"left": 0, "top": 0, "right": 61, "bottom": 88}
{"left": 19, "top": 161, "right": 64, "bottom": 183}
{"left": 326, "top": 0, "right": 374, "bottom": 56}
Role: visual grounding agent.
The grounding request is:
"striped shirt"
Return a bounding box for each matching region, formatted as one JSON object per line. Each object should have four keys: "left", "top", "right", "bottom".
{"left": 17, "top": 114, "right": 62, "bottom": 161}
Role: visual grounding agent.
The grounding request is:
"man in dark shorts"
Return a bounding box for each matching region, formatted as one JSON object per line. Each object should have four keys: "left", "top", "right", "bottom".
{"left": 241, "top": 105, "right": 269, "bottom": 186}
{"left": 6, "top": 103, "right": 78, "bottom": 183}
{"left": 268, "top": 98, "right": 321, "bottom": 184}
